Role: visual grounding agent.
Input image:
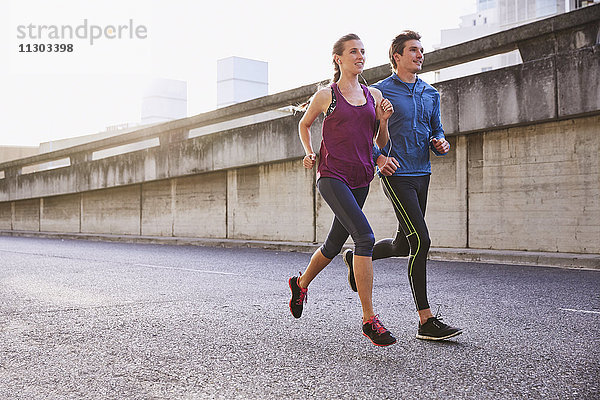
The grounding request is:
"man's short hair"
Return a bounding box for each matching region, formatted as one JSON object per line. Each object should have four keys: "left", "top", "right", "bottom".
{"left": 389, "top": 30, "right": 422, "bottom": 70}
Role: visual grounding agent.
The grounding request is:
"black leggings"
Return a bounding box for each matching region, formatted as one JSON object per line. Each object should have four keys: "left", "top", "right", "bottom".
{"left": 374, "top": 175, "right": 431, "bottom": 311}
{"left": 317, "top": 177, "right": 374, "bottom": 259}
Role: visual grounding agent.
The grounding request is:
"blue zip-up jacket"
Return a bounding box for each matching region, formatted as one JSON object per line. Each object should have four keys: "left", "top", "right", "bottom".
{"left": 371, "top": 74, "right": 446, "bottom": 176}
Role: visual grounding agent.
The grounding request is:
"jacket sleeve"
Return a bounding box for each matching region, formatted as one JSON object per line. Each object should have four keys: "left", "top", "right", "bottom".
{"left": 429, "top": 91, "right": 446, "bottom": 156}
{"left": 373, "top": 145, "right": 382, "bottom": 165}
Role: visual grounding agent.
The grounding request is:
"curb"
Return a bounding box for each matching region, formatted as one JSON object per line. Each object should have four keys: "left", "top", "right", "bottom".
{"left": 1, "top": 230, "right": 599, "bottom": 270}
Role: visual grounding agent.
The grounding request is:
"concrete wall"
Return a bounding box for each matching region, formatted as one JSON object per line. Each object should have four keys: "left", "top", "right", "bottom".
{"left": 82, "top": 186, "right": 141, "bottom": 235}
{"left": 13, "top": 199, "right": 39, "bottom": 231}
{"left": 227, "top": 162, "right": 314, "bottom": 241}
{"left": 0, "top": 7, "right": 598, "bottom": 257}
{"left": 2, "top": 114, "right": 596, "bottom": 254}
{"left": 467, "top": 116, "right": 599, "bottom": 253}
{"left": 41, "top": 194, "right": 80, "bottom": 233}
{"left": 140, "top": 173, "right": 228, "bottom": 238}
{"left": 426, "top": 135, "right": 469, "bottom": 248}
{"left": 0, "top": 202, "right": 11, "bottom": 230}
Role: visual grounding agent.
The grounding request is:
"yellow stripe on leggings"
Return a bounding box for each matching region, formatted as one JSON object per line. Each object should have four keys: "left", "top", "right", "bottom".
{"left": 381, "top": 176, "right": 421, "bottom": 278}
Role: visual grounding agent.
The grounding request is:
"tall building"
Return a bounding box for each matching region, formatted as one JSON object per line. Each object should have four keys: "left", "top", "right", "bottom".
{"left": 434, "top": 0, "right": 597, "bottom": 82}
{"left": 190, "top": 57, "right": 291, "bottom": 138}
{"left": 141, "top": 78, "right": 187, "bottom": 125}
{"left": 498, "top": 0, "right": 564, "bottom": 27}
{"left": 217, "top": 57, "right": 268, "bottom": 108}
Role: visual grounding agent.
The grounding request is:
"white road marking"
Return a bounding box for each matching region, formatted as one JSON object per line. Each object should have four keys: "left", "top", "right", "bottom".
{"left": 134, "top": 263, "right": 239, "bottom": 276}
{"left": 559, "top": 308, "right": 600, "bottom": 315}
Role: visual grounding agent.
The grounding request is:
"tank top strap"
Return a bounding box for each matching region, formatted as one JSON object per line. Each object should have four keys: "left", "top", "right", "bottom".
{"left": 325, "top": 85, "right": 337, "bottom": 117}
{"left": 361, "top": 84, "right": 375, "bottom": 107}
{"left": 331, "top": 82, "right": 341, "bottom": 97}
{"left": 331, "top": 82, "right": 351, "bottom": 106}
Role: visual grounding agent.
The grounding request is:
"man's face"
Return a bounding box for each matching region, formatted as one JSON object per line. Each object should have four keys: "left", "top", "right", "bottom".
{"left": 394, "top": 39, "right": 424, "bottom": 74}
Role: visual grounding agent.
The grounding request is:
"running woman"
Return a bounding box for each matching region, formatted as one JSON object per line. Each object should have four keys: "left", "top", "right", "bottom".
{"left": 343, "top": 31, "right": 463, "bottom": 341}
{"left": 288, "top": 33, "right": 396, "bottom": 346}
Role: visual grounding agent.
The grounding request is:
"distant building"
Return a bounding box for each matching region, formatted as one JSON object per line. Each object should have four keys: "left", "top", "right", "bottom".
{"left": 0, "top": 145, "right": 38, "bottom": 164}
{"left": 433, "top": 0, "right": 598, "bottom": 82}
{"left": 141, "top": 78, "right": 187, "bottom": 124}
{"left": 217, "top": 57, "right": 268, "bottom": 108}
{"left": 35, "top": 78, "right": 187, "bottom": 164}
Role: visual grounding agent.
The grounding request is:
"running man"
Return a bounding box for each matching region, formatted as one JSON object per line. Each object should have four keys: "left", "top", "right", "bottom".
{"left": 344, "top": 31, "right": 463, "bottom": 341}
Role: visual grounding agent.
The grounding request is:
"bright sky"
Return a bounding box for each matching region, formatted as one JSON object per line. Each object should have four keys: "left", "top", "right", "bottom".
{"left": 0, "top": 0, "right": 476, "bottom": 147}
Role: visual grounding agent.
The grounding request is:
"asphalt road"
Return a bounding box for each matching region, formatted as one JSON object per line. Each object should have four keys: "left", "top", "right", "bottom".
{"left": 0, "top": 236, "right": 598, "bottom": 399}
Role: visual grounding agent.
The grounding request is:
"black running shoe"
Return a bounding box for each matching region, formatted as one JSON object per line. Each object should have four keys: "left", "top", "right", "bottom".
{"left": 343, "top": 249, "right": 357, "bottom": 292}
{"left": 416, "top": 317, "right": 462, "bottom": 341}
{"left": 288, "top": 274, "right": 308, "bottom": 318}
{"left": 362, "top": 315, "right": 397, "bottom": 346}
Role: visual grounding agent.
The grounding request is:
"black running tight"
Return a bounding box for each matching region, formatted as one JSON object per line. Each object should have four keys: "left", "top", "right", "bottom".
{"left": 317, "top": 177, "right": 374, "bottom": 259}
{"left": 375, "top": 175, "right": 431, "bottom": 311}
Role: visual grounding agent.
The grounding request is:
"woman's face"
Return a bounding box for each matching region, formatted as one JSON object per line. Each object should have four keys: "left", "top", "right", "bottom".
{"left": 337, "top": 39, "right": 365, "bottom": 75}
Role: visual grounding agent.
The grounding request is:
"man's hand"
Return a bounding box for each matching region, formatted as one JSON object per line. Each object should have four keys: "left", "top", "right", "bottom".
{"left": 376, "top": 155, "right": 399, "bottom": 176}
{"left": 431, "top": 137, "right": 450, "bottom": 154}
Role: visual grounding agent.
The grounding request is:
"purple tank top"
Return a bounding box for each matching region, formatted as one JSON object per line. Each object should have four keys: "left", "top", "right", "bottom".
{"left": 317, "top": 83, "right": 376, "bottom": 189}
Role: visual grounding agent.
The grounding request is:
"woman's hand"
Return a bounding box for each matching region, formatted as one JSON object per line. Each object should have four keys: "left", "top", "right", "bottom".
{"left": 377, "top": 98, "right": 394, "bottom": 121}
{"left": 303, "top": 153, "right": 317, "bottom": 169}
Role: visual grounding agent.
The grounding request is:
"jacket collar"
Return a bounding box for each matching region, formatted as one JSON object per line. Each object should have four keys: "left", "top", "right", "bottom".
{"left": 391, "top": 73, "right": 421, "bottom": 86}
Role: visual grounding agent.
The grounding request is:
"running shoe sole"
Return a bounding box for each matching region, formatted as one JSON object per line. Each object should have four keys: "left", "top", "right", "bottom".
{"left": 416, "top": 329, "right": 463, "bottom": 341}
{"left": 362, "top": 332, "right": 397, "bottom": 347}
{"left": 288, "top": 277, "right": 296, "bottom": 317}
{"left": 288, "top": 276, "right": 306, "bottom": 318}
{"left": 343, "top": 249, "right": 357, "bottom": 292}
